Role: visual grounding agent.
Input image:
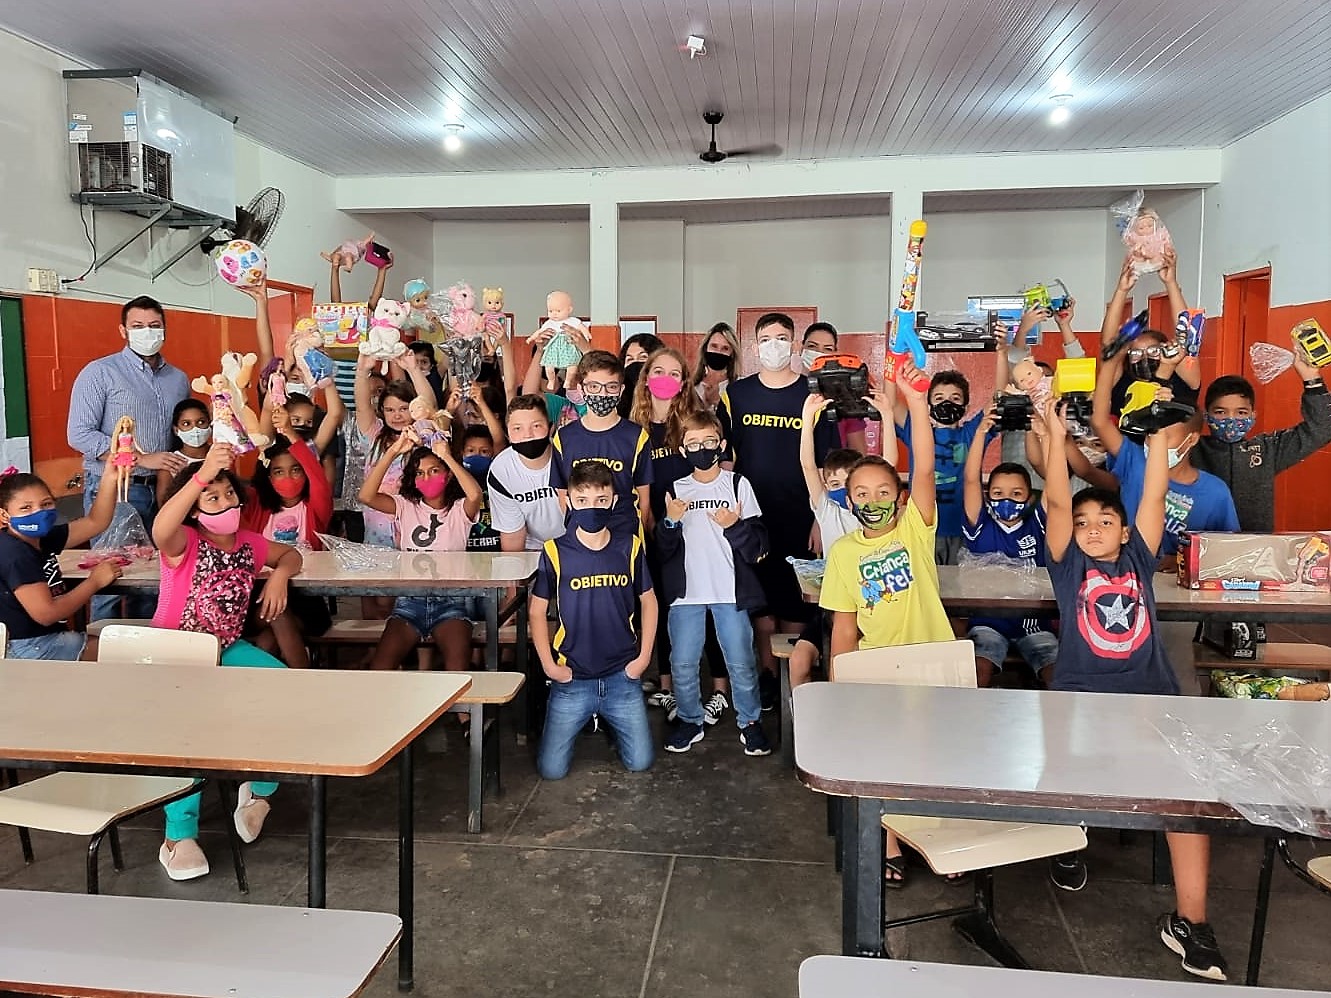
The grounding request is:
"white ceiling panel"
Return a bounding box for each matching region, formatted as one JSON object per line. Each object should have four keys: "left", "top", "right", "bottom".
{"left": 6, "top": 0, "right": 1327, "bottom": 176}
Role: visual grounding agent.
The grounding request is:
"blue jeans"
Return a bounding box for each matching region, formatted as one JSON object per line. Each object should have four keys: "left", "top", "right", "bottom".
{"left": 538, "top": 672, "right": 654, "bottom": 780}
{"left": 8, "top": 631, "right": 87, "bottom": 660}
{"left": 83, "top": 476, "right": 157, "bottom": 622}
{"left": 668, "top": 603, "right": 762, "bottom": 727}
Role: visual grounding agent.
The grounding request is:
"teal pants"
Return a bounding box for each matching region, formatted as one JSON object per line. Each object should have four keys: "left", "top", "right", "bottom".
{"left": 163, "top": 640, "right": 284, "bottom": 841}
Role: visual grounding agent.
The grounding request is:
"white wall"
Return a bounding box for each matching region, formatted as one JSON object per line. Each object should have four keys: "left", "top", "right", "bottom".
{"left": 922, "top": 208, "right": 1107, "bottom": 317}
{"left": 620, "top": 219, "right": 683, "bottom": 332}
{"left": 1099, "top": 189, "right": 1207, "bottom": 311}
{"left": 431, "top": 220, "right": 590, "bottom": 333}
{"left": 1203, "top": 90, "right": 1331, "bottom": 312}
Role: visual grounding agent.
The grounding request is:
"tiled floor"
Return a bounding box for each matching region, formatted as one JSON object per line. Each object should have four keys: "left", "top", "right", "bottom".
{"left": 2, "top": 709, "right": 1329, "bottom": 997}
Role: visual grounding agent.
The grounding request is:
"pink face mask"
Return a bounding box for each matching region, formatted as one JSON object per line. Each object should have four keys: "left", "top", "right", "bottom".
{"left": 647, "top": 375, "right": 683, "bottom": 400}
{"left": 196, "top": 506, "right": 242, "bottom": 535}
{"left": 416, "top": 474, "right": 448, "bottom": 499}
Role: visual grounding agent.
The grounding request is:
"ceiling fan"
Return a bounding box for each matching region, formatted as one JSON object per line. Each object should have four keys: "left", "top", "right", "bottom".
{"left": 697, "top": 110, "right": 781, "bottom": 164}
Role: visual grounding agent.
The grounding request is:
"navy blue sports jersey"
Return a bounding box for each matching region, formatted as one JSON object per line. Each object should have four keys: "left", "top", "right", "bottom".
{"left": 550, "top": 418, "right": 653, "bottom": 522}
{"left": 533, "top": 525, "right": 653, "bottom": 679}
{"left": 963, "top": 503, "right": 1053, "bottom": 640}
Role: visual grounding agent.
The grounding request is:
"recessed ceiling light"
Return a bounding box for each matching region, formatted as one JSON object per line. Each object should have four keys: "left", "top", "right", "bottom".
{"left": 1048, "top": 93, "right": 1073, "bottom": 126}
{"left": 443, "top": 123, "right": 464, "bottom": 153}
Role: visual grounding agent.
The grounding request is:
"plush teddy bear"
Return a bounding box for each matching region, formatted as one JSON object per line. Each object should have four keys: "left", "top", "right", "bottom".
{"left": 361, "top": 298, "right": 409, "bottom": 361}
{"left": 289, "top": 317, "right": 335, "bottom": 389}
{"left": 434, "top": 281, "right": 485, "bottom": 339}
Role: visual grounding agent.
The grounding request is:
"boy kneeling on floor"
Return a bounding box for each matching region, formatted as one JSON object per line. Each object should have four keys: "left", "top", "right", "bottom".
{"left": 532, "top": 461, "right": 657, "bottom": 779}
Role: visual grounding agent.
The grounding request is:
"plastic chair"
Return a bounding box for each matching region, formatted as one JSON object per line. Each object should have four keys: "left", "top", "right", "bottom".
{"left": 833, "top": 639, "right": 1087, "bottom": 968}
{"left": 0, "top": 626, "right": 246, "bottom": 893}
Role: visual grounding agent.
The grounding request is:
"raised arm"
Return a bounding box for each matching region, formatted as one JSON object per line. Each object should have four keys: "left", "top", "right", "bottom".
{"left": 358, "top": 431, "right": 416, "bottom": 515}
{"left": 329, "top": 258, "right": 343, "bottom": 304}
{"left": 315, "top": 382, "right": 346, "bottom": 456}
{"left": 1090, "top": 351, "right": 1125, "bottom": 457}
{"left": 868, "top": 388, "right": 900, "bottom": 466}
{"left": 431, "top": 440, "right": 483, "bottom": 519}
{"left": 799, "top": 393, "right": 830, "bottom": 508}
{"left": 354, "top": 353, "right": 381, "bottom": 437}
{"left": 154, "top": 443, "right": 234, "bottom": 560}
{"left": 1056, "top": 297, "right": 1084, "bottom": 357}
{"left": 367, "top": 257, "right": 390, "bottom": 312}
{"left": 235, "top": 280, "right": 274, "bottom": 371}
{"left": 1101, "top": 257, "right": 1138, "bottom": 348}
{"left": 963, "top": 404, "right": 998, "bottom": 526}
{"left": 469, "top": 384, "right": 506, "bottom": 449}
{"left": 1135, "top": 423, "right": 1170, "bottom": 556}
{"left": 1042, "top": 400, "right": 1074, "bottom": 562}
{"left": 898, "top": 361, "right": 936, "bottom": 524}
{"left": 402, "top": 357, "right": 437, "bottom": 410}
{"left": 1160, "top": 247, "right": 1187, "bottom": 320}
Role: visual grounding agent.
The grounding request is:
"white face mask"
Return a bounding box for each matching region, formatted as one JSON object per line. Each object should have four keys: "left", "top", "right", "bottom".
{"left": 178, "top": 426, "right": 212, "bottom": 448}
{"left": 757, "top": 338, "right": 793, "bottom": 372}
{"left": 800, "top": 348, "right": 823, "bottom": 372}
{"left": 1145, "top": 441, "right": 1187, "bottom": 470}
{"left": 127, "top": 325, "right": 165, "bottom": 356}
{"left": 285, "top": 380, "right": 311, "bottom": 397}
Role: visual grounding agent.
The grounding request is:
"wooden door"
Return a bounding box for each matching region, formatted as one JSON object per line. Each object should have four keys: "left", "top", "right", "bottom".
{"left": 735, "top": 306, "right": 818, "bottom": 378}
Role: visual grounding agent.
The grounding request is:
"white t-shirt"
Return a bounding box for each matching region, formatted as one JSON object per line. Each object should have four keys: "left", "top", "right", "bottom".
{"left": 671, "top": 470, "right": 762, "bottom": 605}
{"left": 486, "top": 447, "right": 566, "bottom": 550}
{"left": 813, "top": 493, "right": 858, "bottom": 553}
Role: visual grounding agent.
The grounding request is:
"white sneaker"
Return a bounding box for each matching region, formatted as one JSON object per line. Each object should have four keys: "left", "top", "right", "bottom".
{"left": 233, "top": 782, "right": 271, "bottom": 845}
{"left": 158, "top": 838, "right": 209, "bottom": 881}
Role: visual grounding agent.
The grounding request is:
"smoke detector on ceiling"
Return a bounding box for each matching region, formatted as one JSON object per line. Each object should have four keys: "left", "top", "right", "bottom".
{"left": 685, "top": 35, "right": 707, "bottom": 58}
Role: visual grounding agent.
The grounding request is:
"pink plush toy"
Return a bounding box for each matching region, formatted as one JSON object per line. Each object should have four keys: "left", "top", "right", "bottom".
{"left": 437, "top": 281, "right": 484, "bottom": 339}
{"left": 320, "top": 232, "right": 374, "bottom": 273}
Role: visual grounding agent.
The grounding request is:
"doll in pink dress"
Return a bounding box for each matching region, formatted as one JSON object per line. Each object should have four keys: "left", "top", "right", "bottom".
{"left": 110, "top": 415, "right": 143, "bottom": 503}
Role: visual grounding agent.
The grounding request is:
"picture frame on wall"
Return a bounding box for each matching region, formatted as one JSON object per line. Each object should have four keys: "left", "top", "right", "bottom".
{"left": 618, "top": 316, "right": 658, "bottom": 341}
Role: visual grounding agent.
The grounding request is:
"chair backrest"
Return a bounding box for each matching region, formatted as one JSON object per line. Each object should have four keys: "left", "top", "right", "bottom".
{"left": 96, "top": 625, "right": 220, "bottom": 667}
{"left": 832, "top": 639, "right": 978, "bottom": 689}
{"left": 0, "top": 620, "right": 7, "bottom": 657}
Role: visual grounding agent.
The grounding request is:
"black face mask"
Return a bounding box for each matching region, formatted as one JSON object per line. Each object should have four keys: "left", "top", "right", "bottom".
{"left": 478, "top": 361, "right": 498, "bottom": 383}
{"left": 684, "top": 446, "right": 721, "bottom": 470}
{"left": 511, "top": 437, "right": 550, "bottom": 460}
{"left": 623, "top": 361, "right": 645, "bottom": 385}
{"left": 1127, "top": 356, "right": 1161, "bottom": 382}
{"left": 929, "top": 400, "right": 966, "bottom": 425}
{"left": 704, "top": 350, "right": 731, "bottom": 372}
{"left": 294, "top": 427, "right": 316, "bottom": 442}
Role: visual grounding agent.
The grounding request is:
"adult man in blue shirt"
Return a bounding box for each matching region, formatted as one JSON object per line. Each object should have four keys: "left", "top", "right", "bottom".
{"left": 67, "top": 296, "right": 190, "bottom": 618}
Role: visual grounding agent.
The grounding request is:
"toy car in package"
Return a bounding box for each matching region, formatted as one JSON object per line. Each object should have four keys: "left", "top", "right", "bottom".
{"left": 1182, "top": 531, "right": 1331, "bottom": 592}
{"left": 914, "top": 310, "right": 999, "bottom": 350}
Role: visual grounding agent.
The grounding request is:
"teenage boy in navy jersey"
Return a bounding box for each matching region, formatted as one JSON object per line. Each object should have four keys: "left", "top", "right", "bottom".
{"left": 532, "top": 462, "right": 656, "bottom": 780}
{"left": 717, "top": 312, "right": 838, "bottom": 705}
{"left": 550, "top": 351, "right": 653, "bottom": 529}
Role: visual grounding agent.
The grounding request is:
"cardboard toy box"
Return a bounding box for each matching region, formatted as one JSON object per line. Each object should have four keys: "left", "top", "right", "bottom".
{"left": 1182, "top": 531, "right": 1331, "bottom": 592}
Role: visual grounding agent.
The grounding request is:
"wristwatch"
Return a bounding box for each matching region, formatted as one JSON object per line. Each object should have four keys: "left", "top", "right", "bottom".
{"left": 662, "top": 517, "right": 680, "bottom": 529}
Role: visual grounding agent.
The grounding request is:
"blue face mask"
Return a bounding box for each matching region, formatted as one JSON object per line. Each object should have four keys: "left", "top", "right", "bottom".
{"left": 827, "top": 486, "right": 849, "bottom": 510}
{"left": 988, "top": 498, "right": 1027, "bottom": 522}
{"left": 1206, "top": 414, "right": 1254, "bottom": 444}
{"left": 462, "top": 455, "right": 492, "bottom": 478}
{"left": 8, "top": 508, "right": 58, "bottom": 538}
{"left": 568, "top": 506, "right": 613, "bottom": 533}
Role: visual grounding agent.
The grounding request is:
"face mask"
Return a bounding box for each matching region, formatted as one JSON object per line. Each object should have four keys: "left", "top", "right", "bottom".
{"left": 294, "top": 426, "right": 316, "bottom": 443}
{"left": 852, "top": 499, "right": 897, "bottom": 529}
{"left": 757, "top": 339, "right": 793, "bottom": 371}
{"left": 416, "top": 474, "right": 449, "bottom": 499}
{"left": 196, "top": 506, "right": 241, "bottom": 535}
{"left": 127, "top": 325, "right": 165, "bottom": 357}
{"left": 478, "top": 361, "right": 498, "bottom": 382}
{"left": 584, "top": 393, "right": 620, "bottom": 417}
{"left": 1128, "top": 356, "right": 1161, "bottom": 382}
{"left": 8, "top": 508, "right": 58, "bottom": 539}
{"left": 826, "top": 486, "right": 849, "bottom": 510}
{"left": 284, "top": 380, "right": 311, "bottom": 398}
{"left": 272, "top": 477, "right": 306, "bottom": 500}
{"left": 512, "top": 437, "right": 550, "bottom": 460}
{"left": 1207, "top": 415, "right": 1254, "bottom": 444}
{"left": 568, "top": 506, "right": 613, "bottom": 533}
{"left": 1145, "top": 442, "right": 1188, "bottom": 470}
{"left": 929, "top": 400, "right": 966, "bottom": 425}
{"left": 683, "top": 446, "right": 721, "bottom": 471}
{"left": 704, "top": 350, "right": 731, "bottom": 372}
{"left": 462, "top": 455, "right": 492, "bottom": 478}
{"left": 988, "top": 498, "right": 1027, "bottom": 522}
{"left": 801, "top": 349, "right": 823, "bottom": 372}
{"left": 178, "top": 426, "right": 211, "bottom": 448}
{"left": 647, "top": 375, "right": 683, "bottom": 400}
{"left": 623, "top": 361, "right": 645, "bottom": 387}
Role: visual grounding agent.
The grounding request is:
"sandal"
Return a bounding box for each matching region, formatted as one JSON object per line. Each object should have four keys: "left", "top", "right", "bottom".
{"left": 943, "top": 870, "right": 973, "bottom": 886}
{"left": 883, "top": 854, "right": 908, "bottom": 889}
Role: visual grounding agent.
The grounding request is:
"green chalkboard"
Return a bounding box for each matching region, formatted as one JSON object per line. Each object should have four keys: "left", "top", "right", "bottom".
{"left": 0, "top": 296, "right": 29, "bottom": 438}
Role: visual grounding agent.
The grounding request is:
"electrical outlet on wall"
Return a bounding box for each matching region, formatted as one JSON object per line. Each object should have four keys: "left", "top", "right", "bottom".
{"left": 26, "top": 268, "right": 61, "bottom": 294}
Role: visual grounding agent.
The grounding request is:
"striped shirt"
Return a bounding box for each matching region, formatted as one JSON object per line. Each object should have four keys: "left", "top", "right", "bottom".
{"left": 67, "top": 347, "right": 191, "bottom": 478}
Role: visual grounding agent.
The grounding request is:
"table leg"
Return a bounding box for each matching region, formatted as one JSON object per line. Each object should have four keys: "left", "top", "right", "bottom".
{"left": 308, "top": 776, "right": 326, "bottom": 909}
{"left": 1246, "top": 837, "right": 1276, "bottom": 987}
{"left": 841, "top": 796, "right": 886, "bottom": 958}
{"left": 467, "top": 706, "right": 484, "bottom": 834}
{"left": 515, "top": 590, "right": 531, "bottom": 746}
{"left": 484, "top": 590, "right": 499, "bottom": 673}
{"left": 779, "top": 657, "right": 794, "bottom": 768}
{"left": 1151, "top": 832, "right": 1174, "bottom": 887}
{"left": 398, "top": 742, "right": 415, "bottom": 992}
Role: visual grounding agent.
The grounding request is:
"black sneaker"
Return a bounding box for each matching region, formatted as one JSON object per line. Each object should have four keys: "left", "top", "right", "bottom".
{"left": 1049, "top": 852, "right": 1088, "bottom": 892}
{"left": 1158, "top": 912, "right": 1228, "bottom": 982}
{"left": 664, "top": 722, "right": 704, "bottom": 753}
{"left": 739, "top": 722, "right": 772, "bottom": 756}
{"left": 758, "top": 670, "right": 779, "bottom": 713}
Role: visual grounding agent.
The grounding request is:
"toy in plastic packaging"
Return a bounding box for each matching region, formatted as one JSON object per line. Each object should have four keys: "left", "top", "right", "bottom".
{"left": 1155, "top": 715, "right": 1331, "bottom": 838}
{"left": 1052, "top": 358, "right": 1096, "bottom": 438}
{"left": 806, "top": 355, "right": 878, "bottom": 421}
{"left": 441, "top": 334, "right": 484, "bottom": 397}
{"left": 786, "top": 557, "right": 826, "bottom": 594}
{"left": 214, "top": 239, "right": 267, "bottom": 288}
{"left": 1111, "top": 189, "right": 1173, "bottom": 276}
{"left": 1254, "top": 320, "right": 1331, "bottom": 383}
{"left": 1022, "top": 279, "right": 1070, "bottom": 315}
{"left": 954, "top": 550, "right": 1046, "bottom": 595}
{"left": 1176, "top": 309, "right": 1206, "bottom": 358}
{"left": 80, "top": 502, "right": 156, "bottom": 569}
{"left": 1210, "top": 671, "right": 1329, "bottom": 701}
{"left": 315, "top": 533, "right": 401, "bottom": 574}
{"left": 431, "top": 281, "right": 486, "bottom": 340}
{"left": 1182, "top": 531, "right": 1331, "bottom": 592}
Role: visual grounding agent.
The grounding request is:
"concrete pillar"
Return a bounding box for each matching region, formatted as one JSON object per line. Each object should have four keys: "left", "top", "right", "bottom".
{"left": 588, "top": 198, "right": 619, "bottom": 328}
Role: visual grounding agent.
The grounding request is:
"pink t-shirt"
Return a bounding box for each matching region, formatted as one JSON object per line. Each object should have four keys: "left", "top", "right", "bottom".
{"left": 153, "top": 526, "right": 269, "bottom": 649}
{"left": 264, "top": 502, "right": 310, "bottom": 549}
{"left": 391, "top": 496, "right": 474, "bottom": 553}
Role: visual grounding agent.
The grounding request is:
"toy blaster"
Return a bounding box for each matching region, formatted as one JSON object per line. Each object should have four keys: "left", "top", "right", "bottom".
{"left": 1022, "top": 279, "right": 1070, "bottom": 315}
{"left": 1101, "top": 308, "right": 1149, "bottom": 361}
{"left": 1294, "top": 319, "right": 1331, "bottom": 368}
{"left": 1176, "top": 309, "right": 1205, "bottom": 358}
{"left": 1053, "top": 358, "right": 1096, "bottom": 438}
{"left": 993, "top": 392, "right": 1034, "bottom": 432}
{"left": 807, "top": 354, "right": 878, "bottom": 421}
{"left": 1118, "top": 381, "right": 1195, "bottom": 438}
{"left": 884, "top": 220, "right": 931, "bottom": 394}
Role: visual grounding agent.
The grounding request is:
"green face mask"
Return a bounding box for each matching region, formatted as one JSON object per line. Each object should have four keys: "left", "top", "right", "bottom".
{"left": 852, "top": 499, "right": 897, "bottom": 528}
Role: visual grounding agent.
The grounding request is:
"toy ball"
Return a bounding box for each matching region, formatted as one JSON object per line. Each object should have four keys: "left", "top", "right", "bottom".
{"left": 215, "top": 239, "right": 267, "bottom": 287}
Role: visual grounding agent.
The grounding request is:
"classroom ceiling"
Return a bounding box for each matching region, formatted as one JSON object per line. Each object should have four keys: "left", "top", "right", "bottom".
{"left": 4, "top": 0, "right": 1329, "bottom": 176}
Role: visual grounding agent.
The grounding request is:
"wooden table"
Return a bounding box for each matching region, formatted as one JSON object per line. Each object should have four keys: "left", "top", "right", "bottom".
{"left": 0, "top": 889, "right": 402, "bottom": 998}
{"left": 798, "top": 956, "right": 1328, "bottom": 998}
{"left": 794, "top": 682, "right": 1331, "bottom": 985}
{"left": 0, "top": 660, "right": 470, "bottom": 992}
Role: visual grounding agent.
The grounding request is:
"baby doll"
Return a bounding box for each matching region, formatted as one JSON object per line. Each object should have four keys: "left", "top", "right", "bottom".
{"left": 289, "top": 317, "right": 335, "bottom": 390}
{"left": 110, "top": 415, "right": 144, "bottom": 503}
{"left": 321, "top": 233, "right": 373, "bottom": 273}
{"left": 361, "top": 298, "right": 409, "bottom": 362}
{"left": 408, "top": 396, "right": 453, "bottom": 450}
{"left": 481, "top": 286, "right": 506, "bottom": 340}
{"left": 530, "top": 290, "right": 591, "bottom": 393}
{"left": 1008, "top": 356, "right": 1053, "bottom": 410}
{"left": 1123, "top": 207, "right": 1172, "bottom": 276}
{"left": 401, "top": 278, "right": 444, "bottom": 342}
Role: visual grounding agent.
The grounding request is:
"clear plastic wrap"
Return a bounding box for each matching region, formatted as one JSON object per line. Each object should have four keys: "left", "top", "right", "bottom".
{"left": 955, "top": 549, "right": 1047, "bottom": 595}
{"left": 315, "top": 533, "right": 400, "bottom": 574}
{"left": 1155, "top": 714, "right": 1331, "bottom": 837}
{"left": 1111, "top": 189, "right": 1173, "bottom": 276}
{"left": 79, "top": 502, "right": 156, "bottom": 568}
{"left": 786, "top": 556, "right": 826, "bottom": 592}
{"left": 1249, "top": 341, "right": 1295, "bottom": 385}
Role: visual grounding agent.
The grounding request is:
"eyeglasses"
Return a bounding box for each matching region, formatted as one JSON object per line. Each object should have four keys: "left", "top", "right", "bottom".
{"left": 683, "top": 438, "right": 720, "bottom": 452}
{"left": 1128, "top": 346, "right": 1163, "bottom": 361}
{"left": 582, "top": 381, "right": 623, "bottom": 396}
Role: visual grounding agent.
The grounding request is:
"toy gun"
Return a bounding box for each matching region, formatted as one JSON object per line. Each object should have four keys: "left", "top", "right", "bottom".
{"left": 1176, "top": 309, "right": 1205, "bottom": 358}
{"left": 1053, "top": 358, "right": 1096, "bottom": 438}
{"left": 884, "top": 220, "right": 931, "bottom": 393}
{"left": 1101, "top": 308, "right": 1149, "bottom": 361}
{"left": 1118, "top": 381, "right": 1195, "bottom": 438}
{"left": 1023, "top": 279, "right": 1071, "bottom": 315}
